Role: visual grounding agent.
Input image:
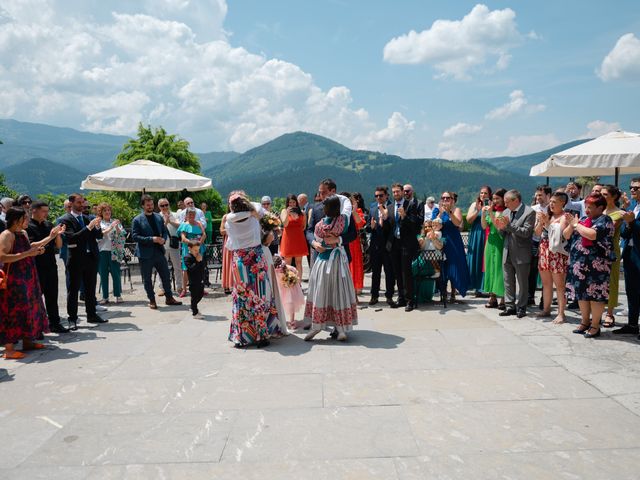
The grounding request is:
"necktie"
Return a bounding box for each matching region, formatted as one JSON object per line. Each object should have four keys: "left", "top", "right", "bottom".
{"left": 510, "top": 210, "right": 516, "bottom": 222}
{"left": 77, "top": 215, "right": 85, "bottom": 227}
{"left": 395, "top": 203, "right": 401, "bottom": 238}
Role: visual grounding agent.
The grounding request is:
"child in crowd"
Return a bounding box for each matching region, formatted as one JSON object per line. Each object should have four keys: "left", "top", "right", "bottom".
{"left": 184, "top": 240, "right": 205, "bottom": 319}
{"left": 273, "top": 254, "right": 305, "bottom": 329}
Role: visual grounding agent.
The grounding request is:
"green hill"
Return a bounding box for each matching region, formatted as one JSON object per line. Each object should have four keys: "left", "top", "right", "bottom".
{"left": 3, "top": 158, "right": 86, "bottom": 195}
{"left": 207, "top": 131, "right": 541, "bottom": 205}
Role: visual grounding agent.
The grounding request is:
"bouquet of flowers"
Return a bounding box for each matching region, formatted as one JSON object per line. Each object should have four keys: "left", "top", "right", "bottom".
{"left": 260, "top": 211, "right": 282, "bottom": 231}
{"left": 273, "top": 255, "right": 300, "bottom": 288}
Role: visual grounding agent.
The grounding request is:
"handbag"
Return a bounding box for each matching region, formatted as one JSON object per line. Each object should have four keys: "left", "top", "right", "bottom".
{"left": 169, "top": 236, "right": 180, "bottom": 249}
{"left": 0, "top": 234, "right": 16, "bottom": 290}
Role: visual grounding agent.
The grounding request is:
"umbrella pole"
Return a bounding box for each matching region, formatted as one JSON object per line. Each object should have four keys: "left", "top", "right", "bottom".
{"left": 546, "top": 176, "right": 549, "bottom": 186}
{"left": 615, "top": 168, "right": 620, "bottom": 187}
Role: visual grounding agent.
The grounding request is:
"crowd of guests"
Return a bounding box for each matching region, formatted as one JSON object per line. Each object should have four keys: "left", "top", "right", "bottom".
{"left": 0, "top": 193, "right": 220, "bottom": 358}
{"left": 220, "top": 177, "right": 640, "bottom": 347}
{"left": 2, "top": 176, "right": 640, "bottom": 357}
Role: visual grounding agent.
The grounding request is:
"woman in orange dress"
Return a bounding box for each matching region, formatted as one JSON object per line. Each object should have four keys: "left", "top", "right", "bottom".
{"left": 279, "top": 194, "right": 308, "bottom": 280}
{"left": 345, "top": 192, "right": 367, "bottom": 295}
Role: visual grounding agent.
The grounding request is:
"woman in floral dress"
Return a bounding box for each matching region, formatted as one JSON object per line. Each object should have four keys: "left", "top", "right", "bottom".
{"left": 0, "top": 207, "right": 64, "bottom": 359}
{"left": 225, "top": 194, "right": 282, "bottom": 348}
{"left": 564, "top": 193, "right": 615, "bottom": 339}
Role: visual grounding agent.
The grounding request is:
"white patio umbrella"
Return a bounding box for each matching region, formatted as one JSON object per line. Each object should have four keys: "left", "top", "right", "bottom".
{"left": 81, "top": 159, "right": 212, "bottom": 192}
{"left": 529, "top": 130, "right": 640, "bottom": 185}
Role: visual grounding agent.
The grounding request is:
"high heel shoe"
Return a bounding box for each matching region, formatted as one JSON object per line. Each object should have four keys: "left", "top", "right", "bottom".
{"left": 584, "top": 327, "right": 601, "bottom": 338}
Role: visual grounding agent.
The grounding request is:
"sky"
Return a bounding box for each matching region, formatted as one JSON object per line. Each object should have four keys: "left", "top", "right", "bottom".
{"left": 0, "top": 0, "right": 639, "bottom": 158}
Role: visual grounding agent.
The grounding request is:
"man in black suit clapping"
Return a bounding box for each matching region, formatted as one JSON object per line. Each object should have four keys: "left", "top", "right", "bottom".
{"left": 387, "top": 183, "right": 422, "bottom": 311}
{"left": 59, "top": 193, "right": 106, "bottom": 329}
{"left": 367, "top": 185, "right": 395, "bottom": 306}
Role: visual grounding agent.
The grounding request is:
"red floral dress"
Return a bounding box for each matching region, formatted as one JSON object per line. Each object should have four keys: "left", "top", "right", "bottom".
{"left": 0, "top": 232, "right": 49, "bottom": 344}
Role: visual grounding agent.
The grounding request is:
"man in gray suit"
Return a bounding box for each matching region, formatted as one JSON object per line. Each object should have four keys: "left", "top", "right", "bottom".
{"left": 495, "top": 189, "right": 535, "bottom": 318}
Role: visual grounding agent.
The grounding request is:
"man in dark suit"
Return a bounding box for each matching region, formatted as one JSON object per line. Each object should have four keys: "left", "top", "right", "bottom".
{"left": 367, "top": 185, "right": 394, "bottom": 306}
{"left": 387, "top": 183, "right": 422, "bottom": 311}
{"left": 59, "top": 193, "right": 106, "bottom": 329}
{"left": 305, "top": 178, "right": 357, "bottom": 266}
{"left": 614, "top": 178, "right": 640, "bottom": 338}
{"left": 132, "top": 194, "right": 182, "bottom": 310}
{"left": 495, "top": 189, "right": 535, "bottom": 318}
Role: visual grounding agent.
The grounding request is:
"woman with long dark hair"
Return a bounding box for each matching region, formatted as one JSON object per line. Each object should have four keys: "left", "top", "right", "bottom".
{"left": 466, "top": 186, "right": 492, "bottom": 295}
{"left": 481, "top": 189, "right": 507, "bottom": 309}
{"left": 279, "top": 193, "right": 307, "bottom": 280}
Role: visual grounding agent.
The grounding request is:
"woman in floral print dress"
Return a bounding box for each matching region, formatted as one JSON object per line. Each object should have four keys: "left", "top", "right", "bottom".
{"left": 224, "top": 193, "right": 282, "bottom": 348}
{"left": 564, "top": 193, "right": 615, "bottom": 339}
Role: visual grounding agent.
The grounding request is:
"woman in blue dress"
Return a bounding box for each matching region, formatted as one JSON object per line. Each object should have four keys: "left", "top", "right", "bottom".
{"left": 466, "top": 186, "right": 492, "bottom": 295}
{"left": 432, "top": 192, "right": 470, "bottom": 302}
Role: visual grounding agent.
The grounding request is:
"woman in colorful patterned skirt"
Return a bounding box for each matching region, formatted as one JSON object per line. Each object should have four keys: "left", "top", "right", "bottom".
{"left": 304, "top": 195, "right": 358, "bottom": 342}
{"left": 225, "top": 193, "right": 282, "bottom": 348}
{"left": 0, "top": 207, "right": 64, "bottom": 359}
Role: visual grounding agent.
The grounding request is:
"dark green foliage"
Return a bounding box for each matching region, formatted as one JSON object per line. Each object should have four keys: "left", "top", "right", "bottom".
{"left": 0, "top": 172, "right": 17, "bottom": 198}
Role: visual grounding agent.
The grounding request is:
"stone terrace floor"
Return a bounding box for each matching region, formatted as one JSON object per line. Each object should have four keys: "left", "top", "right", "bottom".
{"left": 1, "top": 265, "right": 640, "bottom": 479}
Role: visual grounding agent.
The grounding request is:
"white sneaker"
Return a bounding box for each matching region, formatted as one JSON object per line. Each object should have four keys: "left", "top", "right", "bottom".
{"left": 192, "top": 313, "right": 205, "bottom": 319}
{"left": 115, "top": 297, "right": 124, "bottom": 304}
{"left": 95, "top": 304, "right": 108, "bottom": 312}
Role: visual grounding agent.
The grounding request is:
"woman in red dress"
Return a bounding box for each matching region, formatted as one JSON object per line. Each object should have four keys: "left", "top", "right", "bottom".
{"left": 0, "top": 207, "right": 64, "bottom": 359}
{"left": 344, "top": 192, "right": 367, "bottom": 295}
{"left": 279, "top": 194, "right": 308, "bottom": 280}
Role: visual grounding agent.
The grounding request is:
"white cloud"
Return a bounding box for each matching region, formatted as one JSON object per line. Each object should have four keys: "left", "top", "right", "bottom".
{"left": 485, "top": 90, "right": 545, "bottom": 120}
{"left": 598, "top": 33, "right": 640, "bottom": 82}
{"left": 382, "top": 4, "right": 525, "bottom": 80}
{"left": 0, "top": 0, "right": 419, "bottom": 155}
{"left": 443, "top": 122, "right": 482, "bottom": 138}
{"left": 580, "top": 120, "right": 621, "bottom": 139}
{"left": 436, "top": 142, "right": 492, "bottom": 160}
{"left": 504, "top": 134, "right": 559, "bottom": 156}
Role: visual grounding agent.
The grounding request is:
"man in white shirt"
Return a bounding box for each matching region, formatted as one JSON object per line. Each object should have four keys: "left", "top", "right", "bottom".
{"left": 158, "top": 198, "right": 183, "bottom": 295}
{"left": 178, "top": 197, "right": 207, "bottom": 229}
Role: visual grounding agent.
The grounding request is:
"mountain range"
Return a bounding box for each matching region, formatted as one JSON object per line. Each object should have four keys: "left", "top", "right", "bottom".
{"left": 0, "top": 118, "right": 589, "bottom": 205}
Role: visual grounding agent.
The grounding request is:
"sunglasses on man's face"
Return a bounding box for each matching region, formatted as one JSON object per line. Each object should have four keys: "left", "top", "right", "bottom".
{"left": 374, "top": 194, "right": 385, "bottom": 198}
{"left": 630, "top": 186, "right": 640, "bottom": 191}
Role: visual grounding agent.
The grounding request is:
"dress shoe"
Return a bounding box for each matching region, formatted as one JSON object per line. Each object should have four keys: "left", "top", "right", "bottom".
{"left": 405, "top": 303, "right": 415, "bottom": 312}
{"left": 87, "top": 315, "right": 108, "bottom": 324}
{"left": 50, "top": 323, "right": 70, "bottom": 334}
{"left": 516, "top": 308, "right": 527, "bottom": 318}
{"left": 612, "top": 325, "right": 639, "bottom": 335}
{"left": 368, "top": 297, "right": 379, "bottom": 306}
{"left": 396, "top": 299, "right": 407, "bottom": 308}
{"left": 148, "top": 301, "right": 158, "bottom": 310}
{"left": 165, "top": 297, "right": 183, "bottom": 306}
{"left": 499, "top": 308, "right": 517, "bottom": 317}
{"left": 497, "top": 303, "right": 506, "bottom": 311}
{"left": 67, "top": 318, "right": 78, "bottom": 331}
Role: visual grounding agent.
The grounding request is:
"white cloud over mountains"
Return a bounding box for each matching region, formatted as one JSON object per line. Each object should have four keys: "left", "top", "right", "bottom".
{"left": 485, "top": 90, "right": 545, "bottom": 120}
{"left": 443, "top": 122, "right": 482, "bottom": 138}
{"left": 598, "top": 33, "right": 640, "bottom": 82}
{"left": 0, "top": 0, "right": 416, "bottom": 153}
{"left": 382, "top": 4, "right": 528, "bottom": 80}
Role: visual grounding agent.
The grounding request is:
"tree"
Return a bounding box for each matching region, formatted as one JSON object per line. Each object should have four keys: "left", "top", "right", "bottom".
{"left": 114, "top": 123, "right": 224, "bottom": 216}
{"left": 0, "top": 173, "right": 17, "bottom": 199}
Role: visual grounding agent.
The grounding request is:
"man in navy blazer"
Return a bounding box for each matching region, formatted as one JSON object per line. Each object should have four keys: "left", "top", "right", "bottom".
{"left": 132, "top": 195, "right": 182, "bottom": 310}
{"left": 366, "top": 185, "right": 395, "bottom": 306}
{"left": 614, "top": 178, "right": 640, "bottom": 338}
{"left": 59, "top": 193, "right": 105, "bottom": 329}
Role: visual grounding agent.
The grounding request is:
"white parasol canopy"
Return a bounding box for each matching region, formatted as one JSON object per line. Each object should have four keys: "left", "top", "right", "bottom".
{"left": 530, "top": 131, "right": 640, "bottom": 180}
{"left": 81, "top": 159, "right": 212, "bottom": 192}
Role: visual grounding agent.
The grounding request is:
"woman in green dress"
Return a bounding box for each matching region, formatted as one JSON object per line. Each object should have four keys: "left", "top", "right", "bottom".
{"left": 601, "top": 185, "right": 624, "bottom": 328}
{"left": 481, "top": 189, "right": 507, "bottom": 309}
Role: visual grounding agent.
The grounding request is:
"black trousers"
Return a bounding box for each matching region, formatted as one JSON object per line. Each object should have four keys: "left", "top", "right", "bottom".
{"left": 190, "top": 284, "right": 204, "bottom": 315}
{"left": 140, "top": 249, "right": 173, "bottom": 302}
{"left": 37, "top": 265, "right": 61, "bottom": 324}
{"left": 370, "top": 247, "right": 395, "bottom": 299}
{"left": 391, "top": 243, "right": 416, "bottom": 303}
{"left": 623, "top": 247, "right": 640, "bottom": 327}
{"left": 67, "top": 253, "right": 98, "bottom": 320}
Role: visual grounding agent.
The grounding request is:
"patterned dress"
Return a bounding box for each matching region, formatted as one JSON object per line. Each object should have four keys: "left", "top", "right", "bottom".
{"left": 304, "top": 215, "right": 358, "bottom": 332}
{"left": 0, "top": 232, "right": 49, "bottom": 344}
{"left": 229, "top": 246, "right": 282, "bottom": 346}
{"left": 566, "top": 214, "right": 615, "bottom": 303}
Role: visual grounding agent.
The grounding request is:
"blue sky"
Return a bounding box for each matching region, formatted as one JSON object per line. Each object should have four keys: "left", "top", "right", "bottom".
{"left": 1, "top": 1, "right": 639, "bottom": 158}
